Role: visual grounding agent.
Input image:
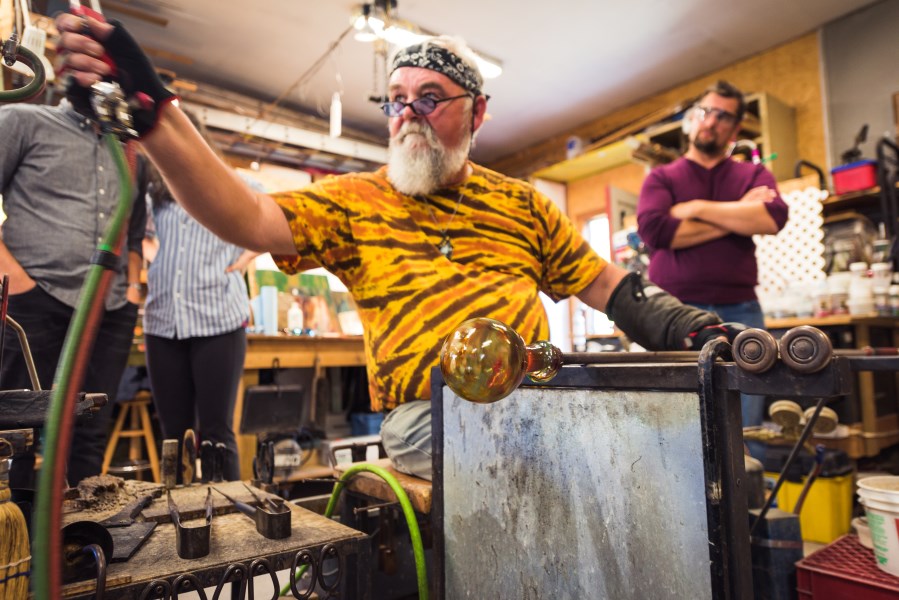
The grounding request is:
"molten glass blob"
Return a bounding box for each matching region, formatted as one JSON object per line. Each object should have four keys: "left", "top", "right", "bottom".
{"left": 439, "top": 317, "right": 562, "bottom": 403}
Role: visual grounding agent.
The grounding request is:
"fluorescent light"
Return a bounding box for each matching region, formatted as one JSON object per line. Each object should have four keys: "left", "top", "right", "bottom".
{"left": 330, "top": 92, "right": 342, "bottom": 138}
{"left": 473, "top": 54, "right": 502, "bottom": 79}
{"left": 384, "top": 24, "right": 503, "bottom": 79}
{"left": 351, "top": 6, "right": 503, "bottom": 80}
{"left": 381, "top": 25, "right": 428, "bottom": 47}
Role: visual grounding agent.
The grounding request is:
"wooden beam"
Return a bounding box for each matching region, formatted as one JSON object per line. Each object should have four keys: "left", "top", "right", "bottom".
{"left": 143, "top": 46, "right": 193, "bottom": 66}
{"left": 103, "top": 0, "right": 168, "bottom": 27}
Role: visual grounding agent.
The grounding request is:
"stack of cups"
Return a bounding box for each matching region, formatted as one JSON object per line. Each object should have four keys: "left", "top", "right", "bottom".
{"left": 827, "top": 272, "right": 852, "bottom": 315}
{"left": 871, "top": 263, "right": 893, "bottom": 316}
{"left": 847, "top": 262, "right": 874, "bottom": 316}
{"left": 857, "top": 476, "right": 899, "bottom": 577}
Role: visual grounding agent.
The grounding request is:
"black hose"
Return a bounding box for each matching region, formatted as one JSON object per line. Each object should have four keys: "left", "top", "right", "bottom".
{"left": 750, "top": 397, "right": 827, "bottom": 536}
{"left": 793, "top": 160, "right": 826, "bottom": 192}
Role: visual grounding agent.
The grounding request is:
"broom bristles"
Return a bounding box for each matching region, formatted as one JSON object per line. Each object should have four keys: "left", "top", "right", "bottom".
{"left": 0, "top": 487, "right": 30, "bottom": 600}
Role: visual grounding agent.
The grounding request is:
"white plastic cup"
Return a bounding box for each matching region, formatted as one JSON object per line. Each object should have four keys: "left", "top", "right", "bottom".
{"left": 857, "top": 476, "right": 899, "bottom": 577}
{"left": 871, "top": 261, "right": 892, "bottom": 279}
{"left": 848, "top": 277, "right": 873, "bottom": 300}
{"left": 847, "top": 298, "right": 875, "bottom": 316}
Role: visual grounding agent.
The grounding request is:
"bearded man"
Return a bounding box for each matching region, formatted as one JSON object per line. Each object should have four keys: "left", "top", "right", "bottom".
{"left": 637, "top": 80, "right": 789, "bottom": 453}
{"left": 58, "top": 17, "right": 745, "bottom": 480}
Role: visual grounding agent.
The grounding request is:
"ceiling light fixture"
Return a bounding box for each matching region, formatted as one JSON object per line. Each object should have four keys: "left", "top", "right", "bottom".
{"left": 351, "top": 2, "right": 503, "bottom": 79}
{"left": 353, "top": 3, "right": 383, "bottom": 42}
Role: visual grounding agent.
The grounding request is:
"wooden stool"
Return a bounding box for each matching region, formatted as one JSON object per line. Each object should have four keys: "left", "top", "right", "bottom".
{"left": 101, "top": 390, "right": 160, "bottom": 482}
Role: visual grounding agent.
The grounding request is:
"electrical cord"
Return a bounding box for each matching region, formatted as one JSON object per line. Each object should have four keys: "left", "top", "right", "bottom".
{"left": 279, "top": 462, "right": 428, "bottom": 598}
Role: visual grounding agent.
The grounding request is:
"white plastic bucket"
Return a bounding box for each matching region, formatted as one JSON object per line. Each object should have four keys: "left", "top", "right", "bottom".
{"left": 857, "top": 476, "right": 899, "bottom": 577}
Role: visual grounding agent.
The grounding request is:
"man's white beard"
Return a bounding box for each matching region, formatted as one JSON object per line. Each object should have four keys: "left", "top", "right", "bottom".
{"left": 388, "top": 121, "right": 470, "bottom": 196}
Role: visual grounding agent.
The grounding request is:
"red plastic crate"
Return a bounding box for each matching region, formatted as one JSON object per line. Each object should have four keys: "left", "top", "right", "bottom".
{"left": 831, "top": 160, "right": 878, "bottom": 195}
{"left": 796, "top": 534, "right": 899, "bottom": 599}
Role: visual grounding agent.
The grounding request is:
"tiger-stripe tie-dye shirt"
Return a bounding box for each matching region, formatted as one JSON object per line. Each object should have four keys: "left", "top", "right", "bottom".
{"left": 273, "top": 162, "right": 607, "bottom": 411}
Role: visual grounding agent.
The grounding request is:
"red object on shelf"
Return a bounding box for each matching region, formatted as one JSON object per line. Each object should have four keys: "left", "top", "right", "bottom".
{"left": 796, "top": 534, "right": 899, "bottom": 599}
{"left": 831, "top": 160, "right": 878, "bottom": 195}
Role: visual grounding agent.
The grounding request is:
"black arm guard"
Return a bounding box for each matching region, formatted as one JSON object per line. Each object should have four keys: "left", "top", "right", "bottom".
{"left": 606, "top": 272, "right": 721, "bottom": 350}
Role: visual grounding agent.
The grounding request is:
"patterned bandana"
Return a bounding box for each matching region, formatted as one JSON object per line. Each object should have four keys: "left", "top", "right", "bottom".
{"left": 390, "top": 43, "right": 483, "bottom": 95}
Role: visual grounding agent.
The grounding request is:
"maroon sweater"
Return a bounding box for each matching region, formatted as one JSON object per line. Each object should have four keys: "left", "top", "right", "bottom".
{"left": 637, "top": 157, "right": 789, "bottom": 304}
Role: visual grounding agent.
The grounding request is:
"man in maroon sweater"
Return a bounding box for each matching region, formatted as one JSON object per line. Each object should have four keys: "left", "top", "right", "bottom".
{"left": 637, "top": 80, "right": 789, "bottom": 451}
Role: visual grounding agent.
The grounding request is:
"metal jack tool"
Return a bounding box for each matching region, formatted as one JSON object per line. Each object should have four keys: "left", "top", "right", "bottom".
{"left": 168, "top": 488, "right": 213, "bottom": 559}
{"left": 211, "top": 484, "right": 291, "bottom": 540}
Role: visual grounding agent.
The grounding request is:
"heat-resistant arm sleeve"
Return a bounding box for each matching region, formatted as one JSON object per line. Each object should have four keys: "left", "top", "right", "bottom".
{"left": 606, "top": 272, "right": 721, "bottom": 350}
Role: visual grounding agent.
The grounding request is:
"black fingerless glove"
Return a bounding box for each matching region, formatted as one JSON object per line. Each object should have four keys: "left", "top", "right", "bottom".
{"left": 66, "top": 19, "right": 176, "bottom": 137}
{"left": 606, "top": 272, "right": 722, "bottom": 350}
{"left": 686, "top": 322, "right": 749, "bottom": 350}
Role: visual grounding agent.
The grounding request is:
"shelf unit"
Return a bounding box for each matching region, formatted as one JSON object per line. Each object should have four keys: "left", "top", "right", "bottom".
{"left": 765, "top": 315, "right": 899, "bottom": 459}
{"left": 642, "top": 92, "right": 799, "bottom": 182}
{"left": 821, "top": 184, "right": 899, "bottom": 218}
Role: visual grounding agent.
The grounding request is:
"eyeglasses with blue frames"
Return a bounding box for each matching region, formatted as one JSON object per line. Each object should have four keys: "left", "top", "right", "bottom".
{"left": 692, "top": 105, "right": 739, "bottom": 125}
{"left": 381, "top": 93, "right": 473, "bottom": 117}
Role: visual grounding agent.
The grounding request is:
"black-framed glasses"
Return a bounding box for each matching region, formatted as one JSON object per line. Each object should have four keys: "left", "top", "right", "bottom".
{"left": 693, "top": 105, "right": 739, "bottom": 125}
{"left": 381, "top": 93, "right": 472, "bottom": 117}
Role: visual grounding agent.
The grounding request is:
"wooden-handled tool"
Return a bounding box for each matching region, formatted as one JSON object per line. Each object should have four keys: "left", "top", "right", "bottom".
{"left": 181, "top": 429, "right": 197, "bottom": 486}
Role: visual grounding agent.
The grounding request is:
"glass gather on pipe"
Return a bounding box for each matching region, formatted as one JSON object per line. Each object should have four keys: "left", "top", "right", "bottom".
{"left": 439, "top": 317, "right": 562, "bottom": 404}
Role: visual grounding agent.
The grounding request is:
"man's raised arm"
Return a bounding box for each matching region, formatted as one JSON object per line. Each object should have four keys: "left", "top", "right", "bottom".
{"left": 56, "top": 14, "right": 297, "bottom": 255}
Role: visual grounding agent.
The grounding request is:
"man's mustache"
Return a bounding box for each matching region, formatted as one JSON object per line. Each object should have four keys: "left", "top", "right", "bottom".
{"left": 397, "top": 122, "right": 436, "bottom": 144}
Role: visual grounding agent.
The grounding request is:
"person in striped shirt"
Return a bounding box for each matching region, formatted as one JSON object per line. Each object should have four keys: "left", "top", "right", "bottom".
{"left": 58, "top": 18, "right": 742, "bottom": 480}
{"left": 142, "top": 113, "right": 258, "bottom": 482}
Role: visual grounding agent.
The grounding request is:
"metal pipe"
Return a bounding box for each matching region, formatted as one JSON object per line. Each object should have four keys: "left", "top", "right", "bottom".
{"left": 5, "top": 316, "right": 40, "bottom": 391}
{"left": 561, "top": 351, "right": 700, "bottom": 364}
{"left": 750, "top": 397, "right": 827, "bottom": 535}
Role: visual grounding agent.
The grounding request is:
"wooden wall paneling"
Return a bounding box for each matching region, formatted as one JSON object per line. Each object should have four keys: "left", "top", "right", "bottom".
{"left": 491, "top": 32, "right": 826, "bottom": 181}
{"left": 565, "top": 162, "right": 646, "bottom": 229}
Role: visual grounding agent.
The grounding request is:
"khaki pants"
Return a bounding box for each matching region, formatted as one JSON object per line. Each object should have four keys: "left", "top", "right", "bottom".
{"left": 380, "top": 400, "right": 432, "bottom": 481}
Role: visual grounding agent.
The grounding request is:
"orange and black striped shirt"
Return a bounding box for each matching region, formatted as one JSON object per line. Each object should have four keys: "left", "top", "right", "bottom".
{"left": 273, "top": 162, "right": 606, "bottom": 411}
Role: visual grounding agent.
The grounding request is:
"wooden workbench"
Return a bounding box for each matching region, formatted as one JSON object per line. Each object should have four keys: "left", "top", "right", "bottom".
{"left": 61, "top": 481, "right": 369, "bottom": 599}
{"left": 236, "top": 335, "right": 366, "bottom": 479}
{"left": 765, "top": 314, "right": 899, "bottom": 457}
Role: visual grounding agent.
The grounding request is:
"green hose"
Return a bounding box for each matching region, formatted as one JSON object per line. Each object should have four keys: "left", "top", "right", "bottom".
{"left": 0, "top": 45, "right": 46, "bottom": 103}
{"left": 33, "top": 133, "right": 133, "bottom": 600}
{"left": 279, "top": 462, "right": 429, "bottom": 599}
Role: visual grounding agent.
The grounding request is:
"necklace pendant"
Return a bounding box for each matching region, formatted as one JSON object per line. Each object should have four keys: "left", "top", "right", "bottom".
{"left": 438, "top": 235, "right": 454, "bottom": 259}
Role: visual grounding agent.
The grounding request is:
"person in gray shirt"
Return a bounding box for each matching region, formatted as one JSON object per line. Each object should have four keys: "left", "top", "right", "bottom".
{"left": 0, "top": 98, "right": 147, "bottom": 487}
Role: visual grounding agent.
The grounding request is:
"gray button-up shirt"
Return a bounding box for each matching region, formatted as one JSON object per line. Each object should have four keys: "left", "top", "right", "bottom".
{"left": 0, "top": 101, "right": 146, "bottom": 310}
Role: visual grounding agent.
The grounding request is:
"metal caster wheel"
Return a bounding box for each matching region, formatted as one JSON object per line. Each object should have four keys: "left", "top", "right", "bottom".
{"left": 733, "top": 328, "right": 778, "bottom": 373}
{"left": 779, "top": 326, "right": 833, "bottom": 373}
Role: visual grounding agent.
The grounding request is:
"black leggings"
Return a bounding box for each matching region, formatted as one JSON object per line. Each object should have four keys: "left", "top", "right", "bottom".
{"left": 144, "top": 328, "right": 246, "bottom": 481}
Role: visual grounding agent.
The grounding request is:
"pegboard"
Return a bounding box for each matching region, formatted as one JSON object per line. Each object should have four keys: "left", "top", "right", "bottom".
{"left": 755, "top": 177, "right": 828, "bottom": 298}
